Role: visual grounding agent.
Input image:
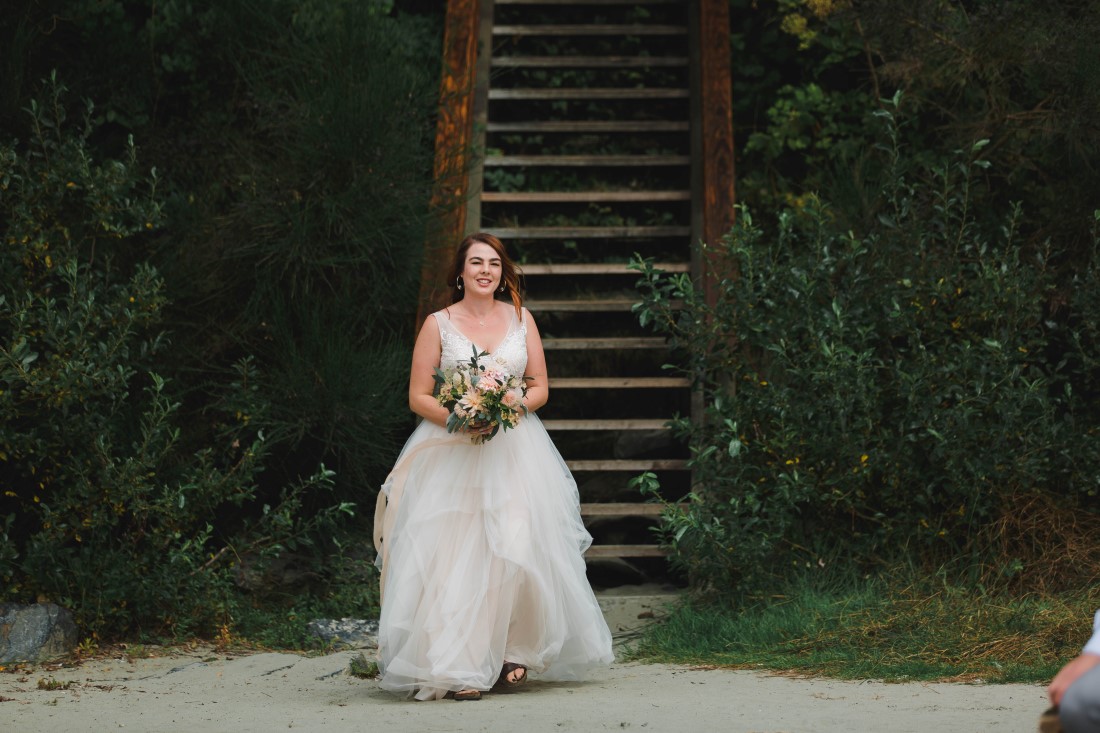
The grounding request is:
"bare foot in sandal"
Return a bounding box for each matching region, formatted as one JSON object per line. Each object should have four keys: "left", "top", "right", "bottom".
{"left": 450, "top": 689, "right": 481, "bottom": 701}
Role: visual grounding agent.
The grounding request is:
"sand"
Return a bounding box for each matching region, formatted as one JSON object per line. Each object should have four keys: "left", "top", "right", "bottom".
{"left": 1, "top": 646, "right": 1050, "bottom": 733}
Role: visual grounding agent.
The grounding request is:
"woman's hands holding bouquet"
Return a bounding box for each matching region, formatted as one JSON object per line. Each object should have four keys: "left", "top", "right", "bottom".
{"left": 434, "top": 345, "right": 528, "bottom": 445}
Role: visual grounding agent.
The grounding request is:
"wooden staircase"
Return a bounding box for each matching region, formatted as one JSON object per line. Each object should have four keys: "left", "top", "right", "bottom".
{"left": 421, "top": 0, "right": 734, "bottom": 567}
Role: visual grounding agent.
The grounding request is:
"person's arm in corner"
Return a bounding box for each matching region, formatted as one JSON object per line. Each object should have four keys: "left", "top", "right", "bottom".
{"left": 1049, "top": 610, "right": 1100, "bottom": 706}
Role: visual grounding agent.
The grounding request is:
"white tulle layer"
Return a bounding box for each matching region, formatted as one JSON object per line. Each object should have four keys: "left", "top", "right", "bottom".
{"left": 373, "top": 414, "right": 614, "bottom": 700}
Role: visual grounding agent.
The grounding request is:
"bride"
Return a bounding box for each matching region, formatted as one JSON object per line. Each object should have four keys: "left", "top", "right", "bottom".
{"left": 373, "top": 232, "right": 614, "bottom": 701}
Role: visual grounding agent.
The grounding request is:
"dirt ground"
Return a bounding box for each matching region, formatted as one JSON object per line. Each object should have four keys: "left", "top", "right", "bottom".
{"left": 0, "top": 591, "right": 1055, "bottom": 732}
{"left": 1, "top": 646, "right": 1051, "bottom": 733}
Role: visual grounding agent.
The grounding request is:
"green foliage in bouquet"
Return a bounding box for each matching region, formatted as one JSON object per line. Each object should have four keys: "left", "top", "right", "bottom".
{"left": 632, "top": 95, "right": 1100, "bottom": 594}
{"left": 0, "top": 77, "right": 352, "bottom": 637}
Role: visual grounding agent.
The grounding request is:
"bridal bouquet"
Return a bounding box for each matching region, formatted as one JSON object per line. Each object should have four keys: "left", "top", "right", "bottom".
{"left": 434, "top": 345, "right": 528, "bottom": 444}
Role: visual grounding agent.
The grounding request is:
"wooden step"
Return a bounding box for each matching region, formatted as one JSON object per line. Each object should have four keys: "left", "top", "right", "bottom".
{"left": 494, "top": 25, "right": 688, "bottom": 36}
{"left": 580, "top": 502, "right": 664, "bottom": 517}
{"left": 497, "top": 0, "right": 682, "bottom": 5}
{"left": 541, "top": 419, "right": 670, "bottom": 430}
{"left": 486, "top": 225, "right": 689, "bottom": 238}
{"left": 489, "top": 88, "right": 689, "bottom": 101}
{"left": 492, "top": 56, "right": 688, "bottom": 68}
{"left": 551, "top": 377, "right": 690, "bottom": 389}
{"left": 528, "top": 298, "right": 682, "bottom": 312}
{"left": 487, "top": 121, "right": 689, "bottom": 133}
{"left": 584, "top": 544, "right": 667, "bottom": 558}
{"left": 520, "top": 262, "right": 689, "bottom": 275}
{"left": 526, "top": 297, "right": 637, "bottom": 311}
{"left": 484, "top": 154, "right": 689, "bottom": 167}
{"left": 525, "top": 294, "right": 642, "bottom": 310}
{"left": 567, "top": 458, "right": 688, "bottom": 471}
{"left": 543, "top": 336, "right": 666, "bottom": 350}
{"left": 482, "top": 191, "right": 690, "bottom": 203}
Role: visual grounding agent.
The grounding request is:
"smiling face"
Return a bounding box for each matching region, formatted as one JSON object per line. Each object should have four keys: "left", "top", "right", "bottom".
{"left": 449, "top": 232, "right": 521, "bottom": 307}
{"left": 461, "top": 242, "right": 502, "bottom": 297}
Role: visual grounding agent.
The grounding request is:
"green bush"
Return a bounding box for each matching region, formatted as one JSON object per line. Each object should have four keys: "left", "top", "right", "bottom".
{"left": 149, "top": 0, "right": 439, "bottom": 499}
{"left": 4, "top": 1, "right": 442, "bottom": 505}
{"left": 0, "top": 77, "right": 351, "bottom": 637}
{"left": 632, "top": 96, "right": 1100, "bottom": 593}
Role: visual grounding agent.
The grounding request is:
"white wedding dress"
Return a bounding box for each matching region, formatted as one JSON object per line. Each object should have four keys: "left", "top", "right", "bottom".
{"left": 373, "top": 307, "right": 614, "bottom": 700}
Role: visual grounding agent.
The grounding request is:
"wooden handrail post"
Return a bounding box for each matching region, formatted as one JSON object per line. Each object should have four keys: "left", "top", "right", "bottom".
{"left": 697, "top": 0, "right": 736, "bottom": 306}
{"left": 417, "top": 0, "right": 481, "bottom": 327}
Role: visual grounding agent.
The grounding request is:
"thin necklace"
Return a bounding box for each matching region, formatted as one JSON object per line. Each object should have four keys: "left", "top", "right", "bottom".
{"left": 467, "top": 304, "right": 492, "bottom": 327}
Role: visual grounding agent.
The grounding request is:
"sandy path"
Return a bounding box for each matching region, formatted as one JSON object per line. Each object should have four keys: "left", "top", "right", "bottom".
{"left": 1, "top": 648, "right": 1049, "bottom": 732}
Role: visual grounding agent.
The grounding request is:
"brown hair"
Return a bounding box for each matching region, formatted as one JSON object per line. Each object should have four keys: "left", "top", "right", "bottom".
{"left": 449, "top": 232, "right": 524, "bottom": 314}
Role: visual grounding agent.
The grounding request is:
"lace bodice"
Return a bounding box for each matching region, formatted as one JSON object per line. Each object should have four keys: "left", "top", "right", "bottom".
{"left": 433, "top": 307, "right": 528, "bottom": 378}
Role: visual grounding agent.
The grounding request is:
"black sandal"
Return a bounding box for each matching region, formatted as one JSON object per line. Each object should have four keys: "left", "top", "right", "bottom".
{"left": 497, "top": 662, "right": 528, "bottom": 688}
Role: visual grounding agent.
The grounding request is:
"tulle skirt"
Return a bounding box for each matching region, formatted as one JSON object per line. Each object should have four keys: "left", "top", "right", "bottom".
{"left": 373, "top": 414, "right": 614, "bottom": 700}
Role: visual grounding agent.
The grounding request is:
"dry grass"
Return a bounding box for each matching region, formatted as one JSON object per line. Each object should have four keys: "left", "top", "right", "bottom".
{"left": 628, "top": 563, "right": 1100, "bottom": 682}
{"left": 979, "top": 492, "right": 1100, "bottom": 595}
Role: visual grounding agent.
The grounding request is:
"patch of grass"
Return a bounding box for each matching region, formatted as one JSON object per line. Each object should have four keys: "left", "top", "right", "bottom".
{"left": 349, "top": 653, "right": 378, "bottom": 679}
{"left": 625, "top": 568, "right": 1098, "bottom": 683}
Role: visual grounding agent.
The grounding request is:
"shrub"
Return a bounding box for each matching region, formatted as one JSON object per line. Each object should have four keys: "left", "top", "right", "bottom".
{"left": 0, "top": 77, "right": 351, "bottom": 637}
{"left": 632, "top": 96, "right": 1100, "bottom": 594}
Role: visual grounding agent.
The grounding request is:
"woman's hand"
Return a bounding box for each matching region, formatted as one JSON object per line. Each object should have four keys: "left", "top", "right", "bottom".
{"left": 464, "top": 418, "right": 495, "bottom": 437}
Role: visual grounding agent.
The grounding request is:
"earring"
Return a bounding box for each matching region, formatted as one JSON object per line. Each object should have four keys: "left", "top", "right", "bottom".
{"left": 456, "top": 277, "right": 463, "bottom": 291}
{"left": 499, "top": 284, "right": 505, "bottom": 293}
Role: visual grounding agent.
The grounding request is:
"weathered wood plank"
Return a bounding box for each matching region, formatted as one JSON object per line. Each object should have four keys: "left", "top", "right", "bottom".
{"left": 490, "top": 88, "right": 689, "bottom": 100}
{"left": 486, "top": 225, "right": 689, "bottom": 238}
{"left": 497, "top": 0, "right": 681, "bottom": 4}
{"left": 494, "top": 25, "right": 688, "bottom": 36}
{"left": 484, "top": 154, "right": 690, "bottom": 166}
{"left": 543, "top": 337, "right": 667, "bottom": 350}
{"left": 520, "top": 262, "right": 689, "bottom": 275}
{"left": 487, "top": 120, "right": 689, "bottom": 133}
{"left": 541, "top": 419, "right": 670, "bottom": 430}
{"left": 584, "top": 544, "right": 668, "bottom": 558}
{"left": 568, "top": 458, "right": 688, "bottom": 470}
{"left": 552, "top": 377, "right": 690, "bottom": 389}
{"left": 482, "top": 191, "right": 690, "bottom": 203}
{"left": 492, "top": 56, "right": 688, "bottom": 68}
{"left": 526, "top": 298, "right": 639, "bottom": 311}
{"left": 580, "top": 503, "right": 665, "bottom": 517}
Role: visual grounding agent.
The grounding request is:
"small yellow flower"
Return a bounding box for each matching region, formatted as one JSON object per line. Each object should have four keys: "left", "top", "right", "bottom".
{"left": 129, "top": 296, "right": 135, "bottom": 303}
{"left": 760, "top": 380, "right": 769, "bottom": 387}
{"left": 860, "top": 454, "right": 868, "bottom": 463}
{"left": 1018, "top": 346, "right": 1029, "bottom": 354}
{"left": 66, "top": 181, "right": 76, "bottom": 189}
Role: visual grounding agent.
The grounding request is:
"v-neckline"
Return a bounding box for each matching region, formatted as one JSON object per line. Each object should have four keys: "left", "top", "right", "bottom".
{"left": 445, "top": 309, "right": 516, "bottom": 356}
